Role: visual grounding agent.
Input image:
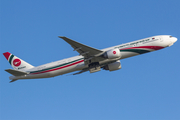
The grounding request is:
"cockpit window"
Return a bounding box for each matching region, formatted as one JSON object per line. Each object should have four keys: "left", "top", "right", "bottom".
{"left": 170, "top": 36, "right": 173, "bottom": 38}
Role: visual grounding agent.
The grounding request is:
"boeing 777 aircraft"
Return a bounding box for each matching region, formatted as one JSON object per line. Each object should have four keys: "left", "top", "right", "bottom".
{"left": 3, "top": 35, "right": 177, "bottom": 82}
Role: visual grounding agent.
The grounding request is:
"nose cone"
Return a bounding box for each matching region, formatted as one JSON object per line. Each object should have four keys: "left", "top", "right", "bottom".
{"left": 171, "top": 37, "right": 177, "bottom": 43}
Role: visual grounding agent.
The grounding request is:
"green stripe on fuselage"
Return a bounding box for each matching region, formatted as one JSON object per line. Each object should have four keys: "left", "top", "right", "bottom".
{"left": 30, "top": 58, "right": 84, "bottom": 74}
{"left": 120, "top": 49, "right": 150, "bottom": 54}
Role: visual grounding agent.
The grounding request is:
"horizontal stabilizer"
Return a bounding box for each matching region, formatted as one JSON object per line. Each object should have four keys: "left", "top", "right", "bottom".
{"left": 5, "top": 69, "right": 28, "bottom": 76}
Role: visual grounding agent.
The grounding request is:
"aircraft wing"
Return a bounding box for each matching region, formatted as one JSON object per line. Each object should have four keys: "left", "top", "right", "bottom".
{"left": 59, "top": 36, "right": 105, "bottom": 61}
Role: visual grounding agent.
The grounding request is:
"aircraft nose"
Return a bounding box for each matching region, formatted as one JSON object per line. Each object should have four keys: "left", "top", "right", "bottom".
{"left": 171, "top": 37, "right": 177, "bottom": 44}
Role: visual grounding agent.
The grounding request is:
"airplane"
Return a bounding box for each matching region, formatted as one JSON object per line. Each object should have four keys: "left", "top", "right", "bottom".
{"left": 3, "top": 35, "right": 177, "bottom": 82}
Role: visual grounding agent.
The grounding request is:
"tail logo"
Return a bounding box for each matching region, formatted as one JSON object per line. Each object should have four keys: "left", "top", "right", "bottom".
{"left": 13, "top": 59, "right": 21, "bottom": 67}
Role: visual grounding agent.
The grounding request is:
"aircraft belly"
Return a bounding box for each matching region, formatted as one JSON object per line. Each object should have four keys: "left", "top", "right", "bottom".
{"left": 120, "top": 52, "right": 139, "bottom": 59}
{"left": 27, "top": 73, "right": 51, "bottom": 79}
{"left": 11, "top": 72, "right": 51, "bottom": 80}
{"left": 48, "top": 63, "right": 83, "bottom": 77}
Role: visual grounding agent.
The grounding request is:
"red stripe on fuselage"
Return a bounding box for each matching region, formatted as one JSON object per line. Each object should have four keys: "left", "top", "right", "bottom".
{"left": 120, "top": 46, "right": 164, "bottom": 50}
{"left": 31, "top": 60, "right": 84, "bottom": 75}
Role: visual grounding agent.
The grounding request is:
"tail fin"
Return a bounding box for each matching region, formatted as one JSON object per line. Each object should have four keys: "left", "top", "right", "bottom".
{"left": 3, "top": 52, "right": 34, "bottom": 71}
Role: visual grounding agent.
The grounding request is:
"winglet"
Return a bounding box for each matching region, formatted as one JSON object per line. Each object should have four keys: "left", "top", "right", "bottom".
{"left": 58, "top": 36, "right": 65, "bottom": 38}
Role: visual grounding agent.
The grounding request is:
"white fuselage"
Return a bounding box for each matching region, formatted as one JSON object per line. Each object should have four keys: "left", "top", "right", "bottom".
{"left": 10, "top": 35, "right": 177, "bottom": 80}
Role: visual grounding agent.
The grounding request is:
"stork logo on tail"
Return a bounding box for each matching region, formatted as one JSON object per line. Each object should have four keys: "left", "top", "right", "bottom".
{"left": 13, "top": 59, "right": 21, "bottom": 67}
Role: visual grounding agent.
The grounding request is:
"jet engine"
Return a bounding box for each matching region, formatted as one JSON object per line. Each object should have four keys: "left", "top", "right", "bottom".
{"left": 103, "top": 48, "right": 121, "bottom": 59}
{"left": 103, "top": 60, "right": 122, "bottom": 71}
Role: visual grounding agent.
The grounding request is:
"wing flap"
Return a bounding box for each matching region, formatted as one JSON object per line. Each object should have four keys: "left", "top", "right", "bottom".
{"left": 5, "top": 69, "right": 28, "bottom": 76}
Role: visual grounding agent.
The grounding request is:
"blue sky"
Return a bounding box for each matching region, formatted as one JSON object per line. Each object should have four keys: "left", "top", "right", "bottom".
{"left": 0, "top": 0, "right": 180, "bottom": 120}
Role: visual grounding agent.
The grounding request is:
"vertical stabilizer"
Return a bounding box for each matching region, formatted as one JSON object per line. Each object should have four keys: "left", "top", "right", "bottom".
{"left": 3, "top": 52, "right": 34, "bottom": 71}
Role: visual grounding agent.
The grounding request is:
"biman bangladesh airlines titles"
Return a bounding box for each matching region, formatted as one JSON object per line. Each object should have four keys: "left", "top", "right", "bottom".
{"left": 3, "top": 35, "right": 177, "bottom": 82}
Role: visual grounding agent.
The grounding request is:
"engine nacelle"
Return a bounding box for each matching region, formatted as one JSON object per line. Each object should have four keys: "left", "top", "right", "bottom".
{"left": 104, "top": 48, "right": 121, "bottom": 59}
{"left": 103, "top": 60, "right": 122, "bottom": 71}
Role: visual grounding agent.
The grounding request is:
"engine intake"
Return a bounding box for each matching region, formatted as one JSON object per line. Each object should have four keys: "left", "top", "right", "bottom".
{"left": 104, "top": 48, "right": 121, "bottom": 59}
